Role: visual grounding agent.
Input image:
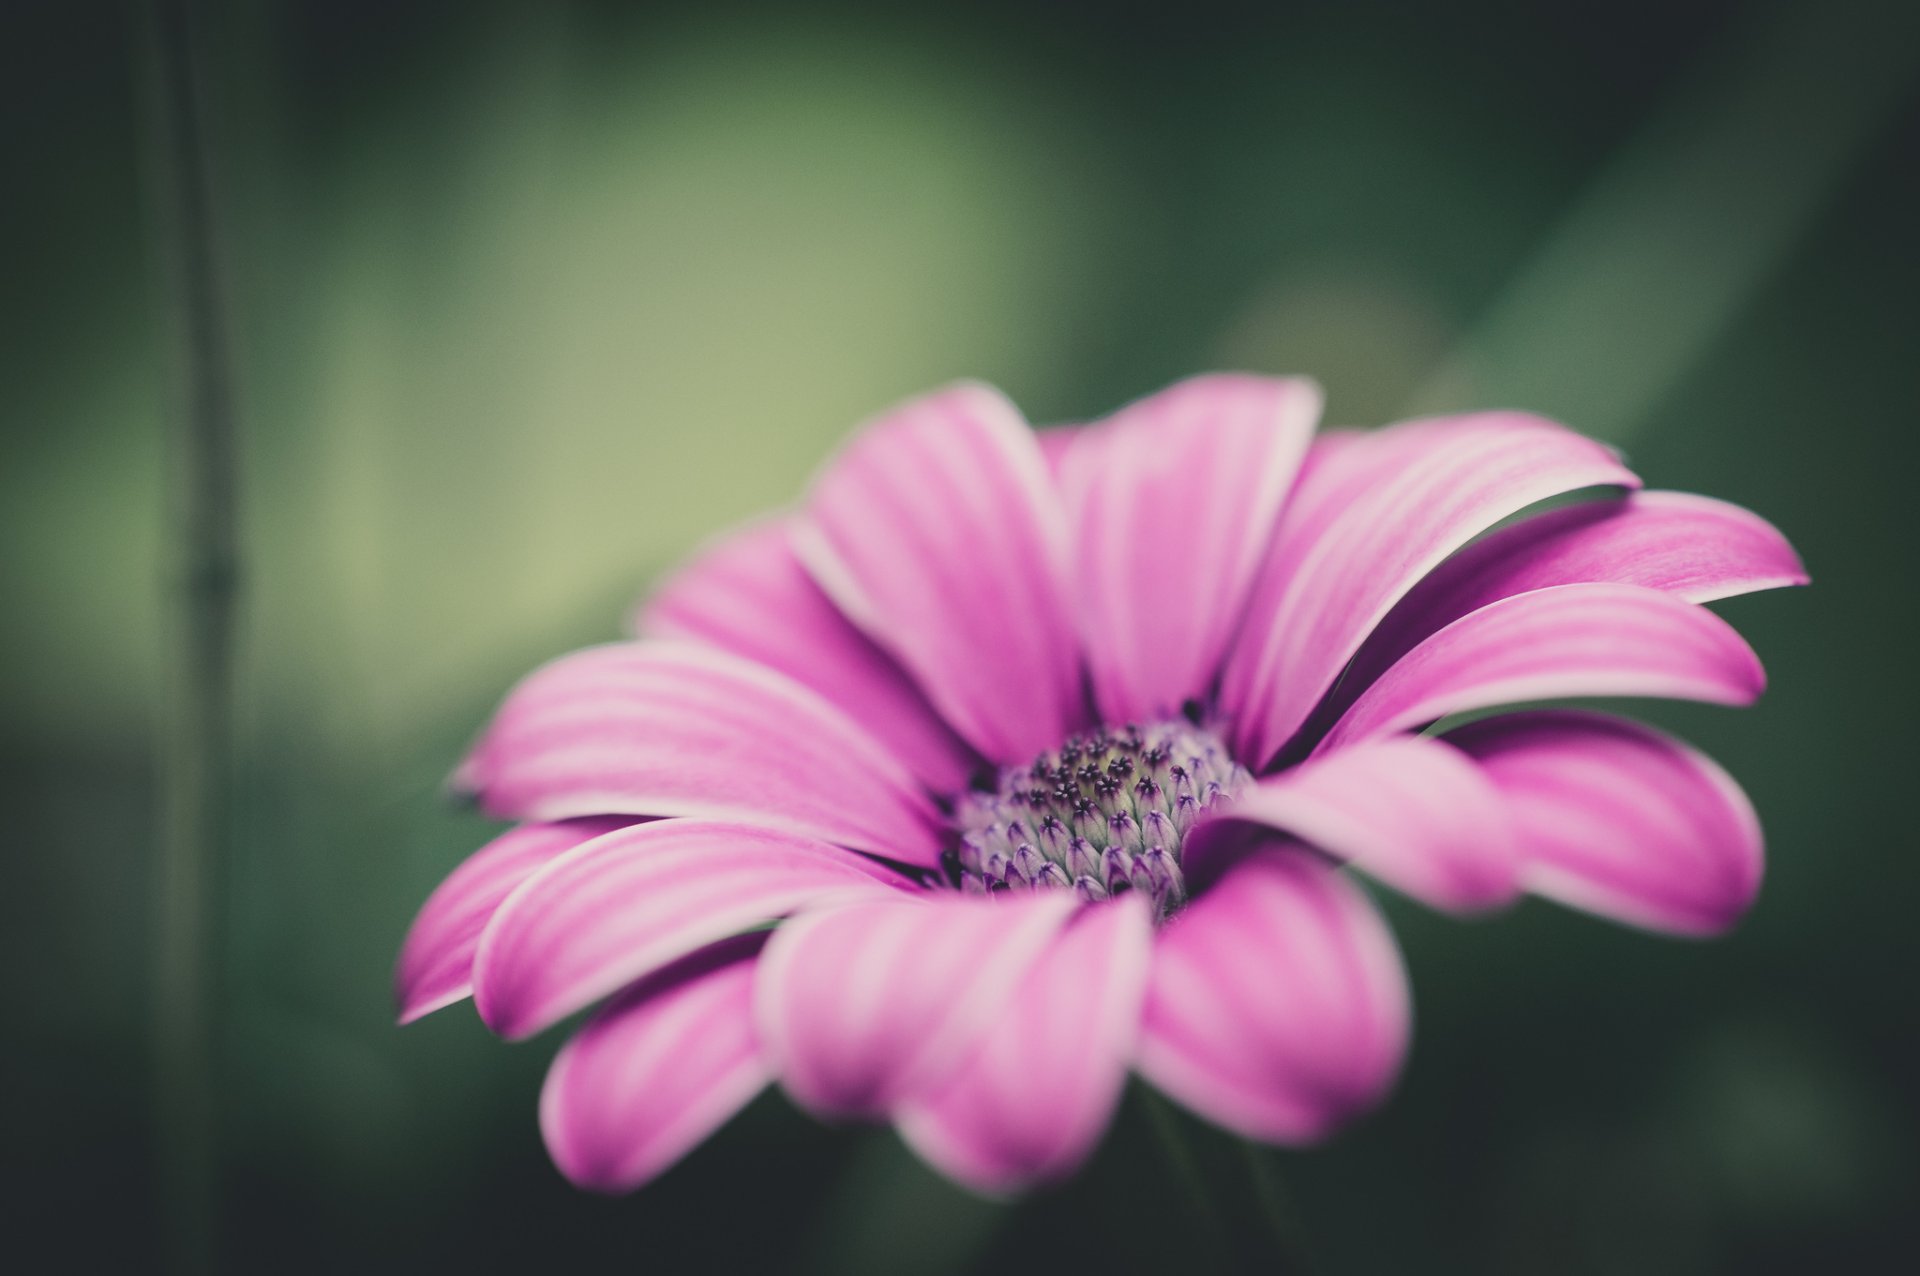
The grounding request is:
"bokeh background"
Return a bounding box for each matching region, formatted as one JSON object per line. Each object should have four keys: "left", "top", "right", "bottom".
{"left": 6, "top": 0, "right": 1918, "bottom": 1271}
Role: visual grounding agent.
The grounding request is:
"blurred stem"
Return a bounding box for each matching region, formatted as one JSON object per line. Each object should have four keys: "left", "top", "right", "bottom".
{"left": 1239, "top": 1137, "right": 1311, "bottom": 1265}
{"left": 1138, "top": 1088, "right": 1315, "bottom": 1275}
{"left": 1405, "top": 0, "right": 1920, "bottom": 443}
{"left": 1139, "top": 1086, "right": 1229, "bottom": 1240}
{"left": 142, "top": 0, "right": 239, "bottom": 1271}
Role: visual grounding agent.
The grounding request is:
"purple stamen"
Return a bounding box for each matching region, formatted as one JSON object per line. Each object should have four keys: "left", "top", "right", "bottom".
{"left": 947, "top": 717, "right": 1251, "bottom": 920}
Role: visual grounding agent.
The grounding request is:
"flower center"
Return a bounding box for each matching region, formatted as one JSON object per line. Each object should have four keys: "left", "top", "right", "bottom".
{"left": 945, "top": 720, "right": 1251, "bottom": 917}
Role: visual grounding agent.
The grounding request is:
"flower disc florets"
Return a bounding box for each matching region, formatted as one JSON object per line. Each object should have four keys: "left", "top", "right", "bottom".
{"left": 947, "top": 719, "right": 1251, "bottom": 917}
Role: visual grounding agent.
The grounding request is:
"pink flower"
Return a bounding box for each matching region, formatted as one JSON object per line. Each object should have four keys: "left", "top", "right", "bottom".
{"left": 397, "top": 375, "right": 1805, "bottom": 1195}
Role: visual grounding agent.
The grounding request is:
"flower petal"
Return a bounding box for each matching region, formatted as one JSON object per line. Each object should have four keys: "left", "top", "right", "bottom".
{"left": 1136, "top": 848, "right": 1409, "bottom": 1143}
{"left": 1446, "top": 710, "right": 1763, "bottom": 935}
{"left": 472, "top": 820, "right": 902, "bottom": 1040}
{"left": 1320, "top": 581, "right": 1765, "bottom": 750}
{"left": 1033, "top": 423, "right": 1085, "bottom": 478}
{"left": 795, "top": 382, "right": 1086, "bottom": 762}
{"left": 540, "top": 935, "right": 769, "bottom": 1192}
{"left": 755, "top": 889, "right": 1079, "bottom": 1120}
{"left": 1189, "top": 735, "right": 1520, "bottom": 913}
{"left": 1062, "top": 374, "right": 1322, "bottom": 723}
{"left": 1220, "top": 413, "right": 1639, "bottom": 768}
{"left": 635, "top": 517, "right": 978, "bottom": 793}
{"left": 459, "top": 642, "right": 943, "bottom": 864}
{"left": 395, "top": 817, "right": 632, "bottom": 1024}
{"left": 1330, "top": 490, "right": 1806, "bottom": 721}
{"left": 895, "top": 895, "right": 1153, "bottom": 1194}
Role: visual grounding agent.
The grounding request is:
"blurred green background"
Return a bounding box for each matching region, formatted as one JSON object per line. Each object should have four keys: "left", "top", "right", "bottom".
{"left": 5, "top": 0, "right": 1917, "bottom": 1271}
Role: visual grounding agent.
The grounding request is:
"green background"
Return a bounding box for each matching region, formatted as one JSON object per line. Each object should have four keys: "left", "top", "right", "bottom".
{"left": 5, "top": 0, "right": 1916, "bottom": 1271}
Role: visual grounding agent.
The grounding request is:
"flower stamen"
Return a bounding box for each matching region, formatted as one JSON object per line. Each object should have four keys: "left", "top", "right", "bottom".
{"left": 948, "top": 720, "right": 1249, "bottom": 918}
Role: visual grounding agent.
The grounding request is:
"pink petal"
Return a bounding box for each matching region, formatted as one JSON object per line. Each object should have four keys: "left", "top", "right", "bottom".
{"left": 754, "top": 889, "right": 1079, "bottom": 1120}
{"left": 1447, "top": 710, "right": 1764, "bottom": 935}
{"left": 895, "top": 895, "right": 1154, "bottom": 1194}
{"left": 635, "top": 517, "right": 978, "bottom": 794}
{"left": 395, "top": 817, "right": 632, "bottom": 1024}
{"left": 459, "top": 641, "right": 943, "bottom": 864}
{"left": 1189, "top": 735, "right": 1520, "bottom": 913}
{"left": 1329, "top": 490, "right": 1807, "bottom": 722}
{"left": 1136, "top": 848, "right": 1409, "bottom": 1143}
{"left": 472, "top": 820, "right": 903, "bottom": 1040}
{"left": 1320, "top": 581, "right": 1765, "bottom": 751}
{"left": 1061, "top": 374, "right": 1322, "bottom": 724}
{"left": 541, "top": 936, "right": 769, "bottom": 1192}
{"left": 1033, "top": 423, "right": 1085, "bottom": 478}
{"left": 1220, "top": 413, "right": 1639, "bottom": 768}
{"left": 795, "top": 382, "right": 1087, "bottom": 762}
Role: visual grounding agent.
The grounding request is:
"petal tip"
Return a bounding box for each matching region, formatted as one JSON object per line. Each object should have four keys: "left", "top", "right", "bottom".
{"left": 394, "top": 982, "right": 464, "bottom": 1027}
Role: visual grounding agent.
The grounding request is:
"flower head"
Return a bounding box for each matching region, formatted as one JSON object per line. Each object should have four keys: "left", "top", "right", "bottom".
{"left": 397, "top": 375, "right": 1805, "bottom": 1194}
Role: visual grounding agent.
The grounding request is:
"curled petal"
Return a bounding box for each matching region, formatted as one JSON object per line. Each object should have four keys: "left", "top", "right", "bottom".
{"left": 796, "top": 382, "right": 1087, "bottom": 762}
{"left": 1191, "top": 735, "right": 1520, "bottom": 912}
{"left": 754, "top": 890, "right": 1079, "bottom": 1120}
{"left": 636, "top": 518, "right": 978, "bottom": 793}
{"left": 1321, "top": 582, "right": 1765, "bottom": 751}
{"left": 1061, "top": 374, "right": 1322, "bottom": 724}
{"left": 459, "top": 642, "right": 942, "bottom": 864}
{"left": 896, "top": 895, "right": 1154, "bottom": 1194}
{"left": 473, "top": 820, "right": 902, "bottom": 1040}
{"left": 1329, "top": 490, "right": 1806, "bottom": 722}
{"left": 395, "top": 817, "right": 631, "bottom": 1024}
{"left": 541, "top": 936, "right": 768, "bottom": 1192}
{"left": 1221, "top": 412, "right": 1638, "bottom": 768}
{"left": 1447, "top": 710, "right": 1763, "bottom": 934}
{"left": 1137, "top": 848, "right": 1409, "bottom": 1143}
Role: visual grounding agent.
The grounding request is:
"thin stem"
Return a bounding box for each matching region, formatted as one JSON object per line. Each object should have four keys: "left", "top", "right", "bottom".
{"left": 1137, "top": 1088, "right": 1318, "bottom": 1275}
{"left": 142, "top": 0, "right": 240, "bottom": 1271}
{"left": 1239, "top": 1138, "right": 1313, "bottom": 1274}
{"left": 1138, "top": 1086, "right": 1232, "bottom": 1248}
{"left": 1403, "top": 0, "right": 1920, "bottom": 444}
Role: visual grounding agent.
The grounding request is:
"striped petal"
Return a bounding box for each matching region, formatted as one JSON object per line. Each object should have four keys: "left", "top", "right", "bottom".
{"left": 1221, "top": 413, "right": 1638, "bottom": 768}
{"left": 755, "top": 890, "right": 1079, "bottom": 1120}
{"left": 1329, "top": 490, "right": 1806, "bottom": 721}
{"left": 1320, "top": 582, "right": 1765, "bottom": 751}
{"left": 895, "top": 895, "right": 1153, "bottom": 1194}
{"left": 395, "top": 817, "right": 632, "bottom": 1024}
{"left": 1062, "top": 374, "right": 1321, "bottom": 724}
{"left": 1033, "top": 423, "right": 1085, "bottom": 478}
{"left": 796, "top": 382, "right": 1087, "bottom": 762}
{"left": 541, "top": 935, "right": 768, "bottom": 1192}
{"left": 636, "top": 517, "right": 978, "bottom": 793}
{"left": 1190, "top": 735, "right": 1520, "bottom": 913}
{"left": 458, "top": 642, "right": 943, "bottom": 864}
{"left": 1137, "top": 848, "right": 1409, "bottom": 1143}
{"left": 472, "top": 820, "right": 902, "bottom": 1040}
{"left": 1447, "top": 710, "right": 1764, "bottom": 934}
